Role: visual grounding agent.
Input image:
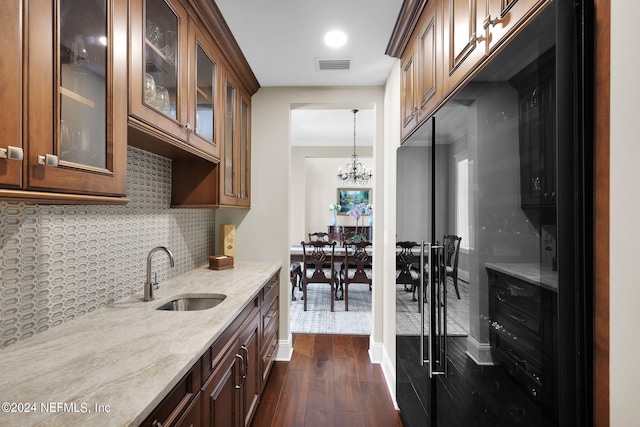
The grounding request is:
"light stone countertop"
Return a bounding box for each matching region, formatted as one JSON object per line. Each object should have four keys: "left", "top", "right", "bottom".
{"left": 485, "top": 262, "right": 558, "bottom": 292}
{"left": 0, "top": 261, "right": 282, "bottom": 427}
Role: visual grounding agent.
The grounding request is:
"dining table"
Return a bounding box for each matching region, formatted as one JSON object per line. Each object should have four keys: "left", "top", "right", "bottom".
{"left": 289, "top": 244, "right": 373, "bottom": 302}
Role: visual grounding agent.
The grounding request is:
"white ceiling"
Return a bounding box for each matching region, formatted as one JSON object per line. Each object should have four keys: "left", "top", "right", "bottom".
{"left": 214, "top": 0, "right": 403, "bottom": 87}
{"left": 290, "top": 108, "right": 373, "bottom": 147}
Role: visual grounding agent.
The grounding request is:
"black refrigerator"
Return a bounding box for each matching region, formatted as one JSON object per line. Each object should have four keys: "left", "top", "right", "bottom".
{"left": 395, "top": 1, "right": 593, "bottom": 426}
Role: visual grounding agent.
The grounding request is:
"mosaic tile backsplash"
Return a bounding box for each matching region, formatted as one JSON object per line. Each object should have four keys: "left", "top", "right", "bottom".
{"left": 0, "top": 147, "right": 215, "bottom": 349}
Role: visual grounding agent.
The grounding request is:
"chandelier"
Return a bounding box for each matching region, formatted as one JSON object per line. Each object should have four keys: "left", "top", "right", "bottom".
{"left": 336, "top": 109, "right": 372, "bottom": 184}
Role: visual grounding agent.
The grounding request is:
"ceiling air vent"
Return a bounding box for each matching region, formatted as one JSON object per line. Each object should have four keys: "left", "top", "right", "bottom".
{"left": 316, "top": 58, "right": 351, "bottom": 71}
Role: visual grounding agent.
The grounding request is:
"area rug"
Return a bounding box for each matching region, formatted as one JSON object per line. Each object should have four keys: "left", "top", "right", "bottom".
{"left": 289, "top": 282, "right": 372, "bottom": 335}
{"left": 396, "top": 279, "right": 470, "bottom": 336}
{"left": 289, "top": 279, "right": 470, "bottom": 336}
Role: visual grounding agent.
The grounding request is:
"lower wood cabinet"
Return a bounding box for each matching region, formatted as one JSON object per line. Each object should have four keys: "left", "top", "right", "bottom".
{"left": 142, "top": 270, "right": 280, "bottom": 427}
{"left": 141, "top": 359, "right": 202, "bottom": 427}
{"left": 487, "top": 266, "right": 557, "bottom": 416}
{"left": 202, "top": 336, "right": 243, "bottom": 427}
{"left": 175, "top": 393, "right": 202, "bottom": 427}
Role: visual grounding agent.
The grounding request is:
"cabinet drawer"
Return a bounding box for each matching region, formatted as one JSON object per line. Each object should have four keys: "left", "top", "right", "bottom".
{"left": 262, "top": 272, "right": 279, "bottom": 306}
{"left": 142, "top": 359, "right": 201, "bottom": 427}
{"left": 490, "top": 322, "right": 542, "bottom": 372}
{"left": 491, "top": 331, "right": 554, "bottom": 413}
{"left": 262, "top": 295, "right": 279, "bottom": 341}
{"left": 492, "top": 273, "right": 541, "bottom": 312}
{"left": 174, "top": 392, "right": 202, "bottom": 427}
{"left": 202, "top": 298, "right": 258, "bottom": 382}
{"left": 261, "top": 331, "right": 278, "bottom": 384}
{"left": 493, "top": 296, "right": 543, "bottom": 341}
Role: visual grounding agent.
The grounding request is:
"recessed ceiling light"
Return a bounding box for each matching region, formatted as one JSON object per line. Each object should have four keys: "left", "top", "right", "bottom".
{"left": 324, "top": 30, "right": 347, "bottom": 48}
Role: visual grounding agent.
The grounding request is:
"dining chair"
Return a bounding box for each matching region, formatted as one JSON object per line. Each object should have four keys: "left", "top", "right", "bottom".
{"left": 341, "top": 241, "right": 372, "bottom": 311}
{"left": 301, "top": 240, "right": 338, "bottom": 311}
{"left": 396, "top": 241, "right": 421, "bottom": 301}
{"left": 308, "top": 232, "right": 331, "bottom": 242}
{"left": 443, "top": 235, "right": 462, "bottom": 299}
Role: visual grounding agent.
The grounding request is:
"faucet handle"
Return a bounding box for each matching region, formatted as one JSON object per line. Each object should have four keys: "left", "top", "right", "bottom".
{"left": 153, "top": 273, "right": 160, "bottom": 290}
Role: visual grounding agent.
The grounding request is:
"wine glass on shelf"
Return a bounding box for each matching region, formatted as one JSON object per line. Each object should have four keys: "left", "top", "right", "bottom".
{"left": 145, "top": 73, "right": 156, "bottom": 106}
{"left": 155, "top": 86, "right": 170, "bottom": 113}
{"left": 160, "top": 30, "right": 177, "bottom": 65}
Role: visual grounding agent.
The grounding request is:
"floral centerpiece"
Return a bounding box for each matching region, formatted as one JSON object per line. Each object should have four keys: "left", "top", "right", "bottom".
{"left": 346, "top": 202, "right": 372, "bottom": 242}
{"left": 329, "top": 203, "right": 341, "bottom": 226}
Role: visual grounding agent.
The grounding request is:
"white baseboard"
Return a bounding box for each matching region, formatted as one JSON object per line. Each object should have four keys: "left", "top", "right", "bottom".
{"left": 368, "top": 338, "right": 383, "bottom": 363}
{"left": 465, "top": 335, "right": 495, "bottom": 366}
{"left": 380, "top": 344, "right": 399, "bottom": 410}
{"left": 275, "top": 332, "right": 293, "bottom": 361}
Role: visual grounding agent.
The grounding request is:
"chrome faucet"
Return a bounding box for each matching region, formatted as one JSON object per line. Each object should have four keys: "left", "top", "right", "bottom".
{"left": 144, "top": 246, "right": 175, "bottom": 301}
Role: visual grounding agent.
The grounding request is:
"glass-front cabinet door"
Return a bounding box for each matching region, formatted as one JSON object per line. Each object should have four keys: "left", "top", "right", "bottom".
{"left": 220, "top": 73, "right": 237, "bottom": 205}
{"left": 24, "top": 0, "right": 127, "bottom": 197}
{"left": 130, "top": 0, "right": 188, "bottom": 142}
{"left": 187, "top": 21, "right": 220, "bottom": 159}
{"left": 237, "top": 93, "right": 251, "bottom": 207}
{"left": 219, "top": 67, "right": 251, "bottom": 207}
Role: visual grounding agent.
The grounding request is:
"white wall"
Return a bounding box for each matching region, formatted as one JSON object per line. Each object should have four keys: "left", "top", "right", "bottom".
{"left": 380, "top": 59, "right": 401, "bottom": 402}
{"left": 610, "top": 1, "right": 640, "bottom": 425}
{"left": 217, "top": 86, "right": 386, "bottom": 357}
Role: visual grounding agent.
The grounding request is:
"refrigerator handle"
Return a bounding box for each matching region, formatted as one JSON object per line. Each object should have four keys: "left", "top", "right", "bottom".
{"left": 420, "top": 241, "right": 426, "bottom": 367}
{"left": 426, "top": 242, "right": 435, "bottom": 377}
{"left": 441, "top": 244, "right": 448, "bottom": 377}
{"left": 430, "top": 244, "right": 447, "bottom": 377}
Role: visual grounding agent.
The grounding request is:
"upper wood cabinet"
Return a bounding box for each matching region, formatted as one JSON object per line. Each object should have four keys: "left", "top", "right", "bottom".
{"left": 401, "top": 0, "right": 443, "bottom": 140}
{"left": 130, "top": 0, "right": 257, "bottom": 208}
{"left": 442, "top": 0, "right": 488, "bottom": 94}
{"left": 129, "top": 0, "right": 221, "bottom": 161}
{"left": 1, "top": 0, "right": 128, "bottom": 203}
{"left": 218, "top": 67, "right": 251, "bottom": 208}
{"left": 388, "top": 0, "right": 551, "bottom": 141}
{"left": 486, "top": 0, "right": 549, "bottom": 52}
{"left": 443, "top": 0, "right": 550, "bottom": 95}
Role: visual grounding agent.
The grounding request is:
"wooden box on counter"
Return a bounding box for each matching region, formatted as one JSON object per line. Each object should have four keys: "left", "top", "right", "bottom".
{"left": 209, "top": 255, "right": 234, "bottom": 270}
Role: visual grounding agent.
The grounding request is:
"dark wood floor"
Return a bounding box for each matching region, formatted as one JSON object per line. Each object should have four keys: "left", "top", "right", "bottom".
{"left": 251, "top": 334, "right": 405, "bottom": 427}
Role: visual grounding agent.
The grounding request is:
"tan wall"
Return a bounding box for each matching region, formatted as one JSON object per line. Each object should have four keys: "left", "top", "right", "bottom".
{"left": 610, "top": 1, "right": 640, "bottom": 425}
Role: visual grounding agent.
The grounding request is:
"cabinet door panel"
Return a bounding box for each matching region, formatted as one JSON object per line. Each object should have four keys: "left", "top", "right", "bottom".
{"left": 187, "top": 22, "right": 220, "bottom": 158}
{"left": 443, "top": 0, "right": 487, "bottom": 94}
{"left": 416, "top": 0, "right": 443, "bottom": 122}
{"left": 237, "top": 92, "right": 251, "bottom": 207}
{"left": 487, "top": 0, "right": 548, "bottom": 51}
{"left": 25, "top": 0, "right": 127, "bottom": 196}
{"left": 221, "top": 75, "right": 236, "bottom": 204}
{"left": 203, "top": 337, "right": 242, "bottom": 427}
{"left": 130, "top": 0, "right": 188, "bottom": 141}
{"left": 400, "top": 51, "right": 417, "bottom": 140}
{"left": 241, "top": 313, "right": 260, "bottom": 426}
{"left": 59, "top": 0, "right": 108, "bottom": 169}
{"left": 0, "top": 0, "right": 22, "bottom": 188}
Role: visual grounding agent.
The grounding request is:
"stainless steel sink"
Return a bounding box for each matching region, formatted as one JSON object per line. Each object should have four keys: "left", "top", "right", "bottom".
{"left": 155, "top": 294, "right": 227, "bottom": 311}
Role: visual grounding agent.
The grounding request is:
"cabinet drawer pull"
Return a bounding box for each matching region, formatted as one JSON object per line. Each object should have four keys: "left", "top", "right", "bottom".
{"left": 507, "top": 348, "right": 526, "bottom": 367}
{"left": 152, "top": 421, "right": 163, "bottom": 427}
{"left": 266, "top": 308, "right": 277, "bottom": 319}
{"left": 506, "top": 311, "right": 527, "bottom": 323}
{"left": 240, "top": 345, "right": 249, "bottom": 380}
{"left": 0, "top": 146, "right": 23, "bottom": 160}
{"left": 37, "top": 153, "right": 59, "bottom": 167}
{"left": 235, "top": 353, "right": 244, "bottom": 389}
